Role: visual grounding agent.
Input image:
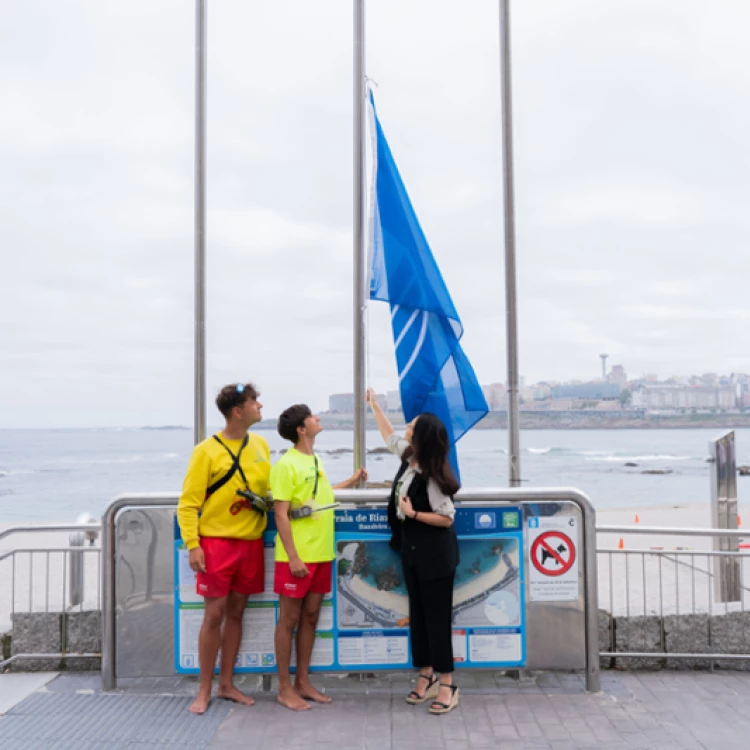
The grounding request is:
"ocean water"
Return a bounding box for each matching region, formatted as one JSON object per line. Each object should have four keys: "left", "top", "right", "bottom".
{"left": 0, "top": 427, "right": 747, "bottom": 523}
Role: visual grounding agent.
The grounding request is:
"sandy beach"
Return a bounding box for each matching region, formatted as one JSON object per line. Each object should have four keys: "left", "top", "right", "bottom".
{"left": 454, "top": 556, "right": 511, "bottom": 606}
{"left": 596, "top": 501, "right": 750, "bottom": 551}
{"left": 595, "top": 503, "right": 750, "bottom": 618}
{"left": 349, "top": 574, "right": 409, "bottom": 618}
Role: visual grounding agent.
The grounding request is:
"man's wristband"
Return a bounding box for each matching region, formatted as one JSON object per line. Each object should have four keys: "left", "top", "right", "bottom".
{"left": 414, "top": 511, "right": 419, "bottom": 521}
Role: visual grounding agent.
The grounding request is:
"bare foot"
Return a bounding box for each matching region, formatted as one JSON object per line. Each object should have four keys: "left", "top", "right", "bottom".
{"left": 277, "top": 686, "right": 311, "bottom": 711}
{"left": 217, "top": 684, "right": 255, "bottom": 706}
{"left": 189, "top": 691, "right": 211, "bottom": 715}
{"left": 295, "top": 682, "right": 332, "bottom": 704}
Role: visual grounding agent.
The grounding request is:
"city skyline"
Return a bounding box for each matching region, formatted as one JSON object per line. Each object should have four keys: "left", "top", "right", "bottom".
{"left": 328, "top": 363, "right": 750, "bottom": 415}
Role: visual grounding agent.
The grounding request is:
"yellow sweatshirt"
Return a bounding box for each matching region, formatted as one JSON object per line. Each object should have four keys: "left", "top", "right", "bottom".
{"left": 176, "top": 432, "right": 271, "bottom": 550}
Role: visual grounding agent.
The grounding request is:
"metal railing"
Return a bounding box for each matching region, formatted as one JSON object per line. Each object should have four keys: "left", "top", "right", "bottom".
{"left": 100, "top": 488, "right": 601, "bottom": 694}
{"left": 0, "top": 522, "right": 102, "bottom": 620}
{"left": 597, "top": 525, "right": 750, "bottom": 663}
{"left": 0, "top": 520, "right": 102, "bottom": 669}
{"left": 8, "top": 508, "right": 750, "bottom": 674}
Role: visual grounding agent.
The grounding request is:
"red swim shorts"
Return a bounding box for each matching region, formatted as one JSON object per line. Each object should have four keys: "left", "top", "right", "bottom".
{"left": 195, "top": 536, "right": 264, "bottom": 598}
{"left": 273, "top": 561, "right": 332, "bottom": 599}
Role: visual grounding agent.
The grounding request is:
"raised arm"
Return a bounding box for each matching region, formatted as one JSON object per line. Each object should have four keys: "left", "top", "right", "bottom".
{"left": 366, "top": 388, "right": 394, "bottom": 444}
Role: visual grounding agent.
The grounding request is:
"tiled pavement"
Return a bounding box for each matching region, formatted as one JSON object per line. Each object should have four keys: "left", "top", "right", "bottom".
{"left": 3, "top": 669, "right": 750, "bottom": 749}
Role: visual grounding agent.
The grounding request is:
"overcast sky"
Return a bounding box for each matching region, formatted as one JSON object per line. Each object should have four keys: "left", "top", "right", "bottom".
{"left": 2, "top": 1, "right": 750, "bottom": 428}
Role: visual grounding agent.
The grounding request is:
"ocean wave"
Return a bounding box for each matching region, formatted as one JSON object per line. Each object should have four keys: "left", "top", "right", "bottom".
{"left": 0, "top": 469, "right": 34, "bottom": 478}
{"left": 519, "top": 447, "right": 698, "bottom": 463}
{"left": 53, "top": 453, "right": 183, "bottom": 466}
{"left": 586, "top": 454, "right": 695, "bottom": 463}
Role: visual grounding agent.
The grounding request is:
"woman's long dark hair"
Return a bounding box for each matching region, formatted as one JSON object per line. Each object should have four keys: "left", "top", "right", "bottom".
{"left": 404, "top": 412, "right": 460, "bottom": 496}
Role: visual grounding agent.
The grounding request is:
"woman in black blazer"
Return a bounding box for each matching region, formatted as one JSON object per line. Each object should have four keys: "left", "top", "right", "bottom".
{"left": 367, "top": 389, "right": 460, "bottom": 715}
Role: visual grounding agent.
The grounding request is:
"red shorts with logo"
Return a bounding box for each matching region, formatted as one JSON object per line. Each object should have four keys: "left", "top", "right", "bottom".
{"left": 195, "top": 537, "right": 264, "bottom": 598}
{"left": 273, "top": 561, "right": 332, "bottom": 599}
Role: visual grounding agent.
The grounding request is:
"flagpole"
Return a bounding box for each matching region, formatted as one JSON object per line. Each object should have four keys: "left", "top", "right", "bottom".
{"left": 499, "top": 0, "right": 521, "bottom": 487}
{"left": 353, "top": 0, "right": 367, "bottom": 476}
{"left": 194, "top": 0, "right": 207, "bottom": 446}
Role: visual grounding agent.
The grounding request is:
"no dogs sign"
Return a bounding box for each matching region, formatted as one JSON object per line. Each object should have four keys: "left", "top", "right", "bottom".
{"left": 527, "top": 516, "right": 580, "bottom": 602}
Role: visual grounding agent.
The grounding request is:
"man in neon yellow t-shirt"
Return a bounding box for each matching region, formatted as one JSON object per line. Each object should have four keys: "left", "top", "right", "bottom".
{"left": 177, "top": 382, "right": 270, "bottom": 715}
{"left": 271, "top": 404, "right": 366, "bottom": 711}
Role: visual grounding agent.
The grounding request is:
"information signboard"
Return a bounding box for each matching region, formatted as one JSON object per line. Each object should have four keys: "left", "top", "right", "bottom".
{"left": 527, "top": 515, "right": 580, "bottom": 602}
{"left": 174, "top": 504, "right": 526, "bottom": 673}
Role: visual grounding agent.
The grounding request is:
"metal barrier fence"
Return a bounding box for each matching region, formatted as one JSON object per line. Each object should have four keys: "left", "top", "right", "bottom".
{"left": 597, "top": 525, "right": 750, "bottom": 664}
{"left": 100, "top": 489, "right": 601, "bottom": 693}
{"left": 0, "top": 521, "right": 102, "bottom": 669}
{"left": 6, "top": 511, "right": 750, "bottom": 673}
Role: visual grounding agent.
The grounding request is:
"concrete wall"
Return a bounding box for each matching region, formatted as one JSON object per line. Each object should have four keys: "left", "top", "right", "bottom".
{"left": 8, "top": 608, "right": 750, "bottom": 673}
{"left": 8, "top": 611, "right": 101, "bottom": 672}
{"left": 603, "top": 610, "right": 750, "bottom": 671}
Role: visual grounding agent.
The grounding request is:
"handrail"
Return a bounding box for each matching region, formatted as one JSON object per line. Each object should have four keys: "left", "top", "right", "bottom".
{"left": 0, "top": 652, "right": 101, "bottom": 669}
{"left": 100, "top": 488, "right": 600, "bottom": 693}
{"left": 597, "top": 525, "right": 746, "bottom": 538}
{"left": 0, "top": 546, "right": 101, "bottom": 563}
{"left": 0, "top": 523, "right": 101, "bottom": 542}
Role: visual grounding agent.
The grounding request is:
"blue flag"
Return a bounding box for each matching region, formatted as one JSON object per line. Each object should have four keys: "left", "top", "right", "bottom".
{"left": 368, "top": 94, "right": 489, "bottom": 482}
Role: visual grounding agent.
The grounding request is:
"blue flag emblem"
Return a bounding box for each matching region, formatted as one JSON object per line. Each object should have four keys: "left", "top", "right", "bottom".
{"left": 368, "top": 94, "right": 489, "bottom": 480}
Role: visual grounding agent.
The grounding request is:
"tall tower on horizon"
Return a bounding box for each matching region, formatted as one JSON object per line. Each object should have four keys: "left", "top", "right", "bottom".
{"left": 599, "top": 353, "right": 609, "bottom": 380}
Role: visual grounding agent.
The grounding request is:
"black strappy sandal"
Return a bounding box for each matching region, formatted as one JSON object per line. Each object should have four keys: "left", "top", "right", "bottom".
{"left": 405, "top": 672, "right": 439, "bottom": 704}
{"left": 429, "top": 683, "right": 459, "bottom": 715}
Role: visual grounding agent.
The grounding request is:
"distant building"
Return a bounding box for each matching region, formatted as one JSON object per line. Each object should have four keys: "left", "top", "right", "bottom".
{"left": 488, "top": 383, "right": 507, "bottom": 410}
{"left": 631, "top": 385, "right": 736, "bottom": 410}
{"left": 552, "top": 383, "right": 621, "bottom": 401}
{"left": 386, "top": 390, "right": 401, "bottom": 412}
{"left": 329, "top": 392, "right": 387, "bottom": 413}
{"left": 329, "top": 393, "right": 354, "bottom": 413}
{"left": 608, "top": 365, "right": 627, "bottom": 387}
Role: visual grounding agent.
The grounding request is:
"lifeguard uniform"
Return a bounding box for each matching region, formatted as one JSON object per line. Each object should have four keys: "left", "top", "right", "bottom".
{"left": 177, "top": 432, "right": 271, "bottom": 598}
{"left": 270, "top": 448, "right": 335, "bottom": 598}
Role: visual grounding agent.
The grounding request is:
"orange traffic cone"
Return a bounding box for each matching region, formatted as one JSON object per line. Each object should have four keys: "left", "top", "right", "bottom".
{"left": 739, "top": 516, "right": 742, "bottom": 528}
{"left": 618, "top": 538, "right": 624, "bottom": 549}
{"left": 634, "top": 514, "right": 640, "bottom": 524}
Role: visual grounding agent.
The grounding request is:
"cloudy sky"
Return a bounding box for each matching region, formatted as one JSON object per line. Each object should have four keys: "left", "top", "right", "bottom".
{"left": 2, "top": 0, "right": 750, "bottom": 428}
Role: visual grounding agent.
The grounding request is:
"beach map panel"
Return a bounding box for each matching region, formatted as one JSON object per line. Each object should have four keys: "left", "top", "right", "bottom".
{"left": 174, "top": 506, "right": 526, "bottom": 673}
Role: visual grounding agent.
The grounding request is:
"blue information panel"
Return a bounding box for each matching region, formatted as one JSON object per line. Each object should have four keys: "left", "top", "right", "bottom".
{"left": 174, "top": 505, "right": 525, "bottom": 673}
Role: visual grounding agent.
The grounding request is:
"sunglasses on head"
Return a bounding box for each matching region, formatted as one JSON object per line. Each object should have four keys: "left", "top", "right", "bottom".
{"left": 231, "top": 383, "right": 251, "bottom": 407}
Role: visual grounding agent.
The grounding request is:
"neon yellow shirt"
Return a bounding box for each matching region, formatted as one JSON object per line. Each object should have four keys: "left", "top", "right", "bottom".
{"left": 271, "top": 447, "right": 335, "bottom": 563}
{"left": 177, "top": 432, "right": 271, "bottom": 550}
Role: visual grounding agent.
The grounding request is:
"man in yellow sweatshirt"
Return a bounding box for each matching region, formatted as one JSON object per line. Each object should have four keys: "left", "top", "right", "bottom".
{"left": 177, "top": 382, "right": 270, "bottom": 715}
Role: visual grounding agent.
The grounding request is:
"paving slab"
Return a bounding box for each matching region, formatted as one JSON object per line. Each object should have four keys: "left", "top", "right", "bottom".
{"left": 3, "top": 670, "right": 750, "bottom": 748}
{"left": 0, "top": 672, "right": 58, "bottom": 716}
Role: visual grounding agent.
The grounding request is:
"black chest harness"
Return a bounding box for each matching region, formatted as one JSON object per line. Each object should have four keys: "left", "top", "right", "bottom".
{"left": 206, "top": 434, "right": 249, "bottom": 497}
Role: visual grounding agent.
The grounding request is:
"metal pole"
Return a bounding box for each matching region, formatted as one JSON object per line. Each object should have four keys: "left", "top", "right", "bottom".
{"left": 194, "top": 0, "right": 207, "bottom": 446}
{"left": 499, "top": 0, "right": 521, "bottom": 487}
{"left": 100, "top": 503, "right": 117, "bottom": 690}
{"left": 353, "top": 0, "right": 367, "bottom": 476}
{"left": 582, "top": 496, "right": 601, "bottom": 692}
{"left": 68, "top": 531, "right": 84, "bottom": 609}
